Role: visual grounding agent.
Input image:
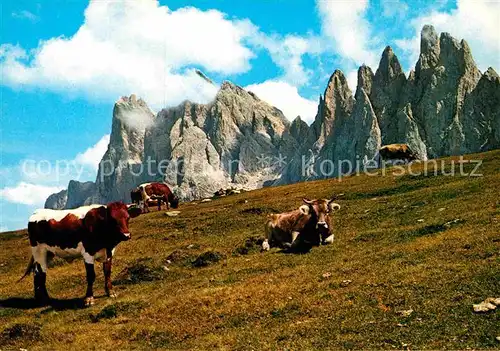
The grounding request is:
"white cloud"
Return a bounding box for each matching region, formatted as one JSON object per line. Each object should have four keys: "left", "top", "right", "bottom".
{"left": 395, "top": 0, "right": 500, "bottom": 72}
{"left": 74, "top": 134, "right": 110, "bottom": 170}
{"left": 245, "top": 81, "right": 318, "bottom": 124}
{"left": 0, "top": 0, "right": 256, "bottom": 108}
{"left": 250, "top": 33, "right": 323, "bottom": 87}
{"left": 10, "top": 134, "right": 110, "bottom": 189}
{"left": 1, "top": 134, "right": 110, "bottom": 206}
{"left": 12, "top": 10, "right": 38, "bottom": 22}
{"left": 317, "top": 0, "right": 380, "bottom": 71}
{"left": 1, "top": 0, "right": 323, "bottom": 117}
{"left": 381, "top": 0, "right": 408, "bottom": 18}
{"left": 0, "top": 182, "right": 64, "bottom": 206}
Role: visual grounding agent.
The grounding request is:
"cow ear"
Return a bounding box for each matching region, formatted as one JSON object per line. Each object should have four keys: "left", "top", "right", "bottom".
{"left": 299, "top": 205, "right": 310, "bottom": 215}
{"left": 128, "top": 206, "right": 142, "bottom": 218}
{"left": 329, "top": 202, "right": 341, "bottom": 211}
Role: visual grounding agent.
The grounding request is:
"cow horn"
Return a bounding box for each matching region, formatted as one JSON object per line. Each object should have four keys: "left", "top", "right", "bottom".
{"left": 303, "top": 198, "right": 313, "bottom": 205}
{"left": 328, "top": 194, "right": 338, "bottom": 202}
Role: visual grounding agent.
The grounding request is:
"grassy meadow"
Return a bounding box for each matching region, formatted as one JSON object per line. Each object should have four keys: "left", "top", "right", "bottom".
{"left": 0, "top": 151, "right": 499, "bottom": 350}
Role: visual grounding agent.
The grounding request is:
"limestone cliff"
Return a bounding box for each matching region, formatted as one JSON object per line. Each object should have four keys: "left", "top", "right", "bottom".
{"left": 46, "top": 25, "right": 499, "bottom": 207}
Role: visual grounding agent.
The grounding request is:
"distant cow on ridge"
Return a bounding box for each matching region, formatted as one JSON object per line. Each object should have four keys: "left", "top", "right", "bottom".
{"left": 262, "top": 198, "right": 341, "bottom": 253}
{"left": 131, "top": 182, "right": 179, "bottom": 212}
{"left": 379, "top": 144, "right": 418, "bottom": 164}
{"left": 21, "top": 202, "right": 141, "bottom": 306}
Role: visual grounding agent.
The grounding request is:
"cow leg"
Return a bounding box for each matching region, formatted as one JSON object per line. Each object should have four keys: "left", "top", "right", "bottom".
{"left": 158, "top": 198, "right": 162, "bottom": 211}
{"left": 83, "top": 254, "right": 95, "bottom": 306}
{"left": 261, "top": 239, "right": 270, "bottom": 251}
{"left": 33, "top": 263, "right": 49, "bottom": 304}
{"left": 32, "top": 246, "right": 49, "bottom": 303}
{"left": 283, "top": 231, "right": 303, "bottom": 252}
{"left": 322, "top": 234, "right": 335, "bottom": 245}
{"left": 103, "top": 250, "right": 116, "bottom": 298}
{"left": 262, "top": 222, "right": 273, "bottom": 251}
{"left": 290, "top": 231, "right": 300, "bottom": 245}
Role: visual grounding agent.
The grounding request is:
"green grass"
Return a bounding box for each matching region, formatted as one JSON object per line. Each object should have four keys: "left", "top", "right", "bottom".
{"left": 1, "top": 150, "right": 499, "bottom": 350}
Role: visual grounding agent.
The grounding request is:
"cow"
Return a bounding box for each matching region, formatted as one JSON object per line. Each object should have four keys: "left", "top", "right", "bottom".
{"left": 20, "top": 202, "right": 142, "bottom": 306}
{"left": 262, "top": 198, "right": 341, "bottom": 253}
{"left": 131, "top": 182, "right": 179, "bottom": 212}
{"left": 130, "top": 188, "right": 142, "bottom": 207}
{"left": 379, "top": 144, "right": 418, "bottom": 164}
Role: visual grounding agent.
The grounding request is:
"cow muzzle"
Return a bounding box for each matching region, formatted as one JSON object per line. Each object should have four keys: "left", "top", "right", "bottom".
{"left": 122, "top": 232, "right": 131, "bottom": 240}
{"left": 317, "top": 222, "right": 328, "bottom": 229}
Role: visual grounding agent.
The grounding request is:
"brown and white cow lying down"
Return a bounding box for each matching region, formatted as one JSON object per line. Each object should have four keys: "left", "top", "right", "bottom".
{"left": 131, "top": 182, "right": 179, "bottom": 212}
{"left": 21, "top": 202, "right": 141, "bottom": 306}
{"left": 262, "top": 199, "right": 341, "bottom": 253}
{"left": 379, "top": 143, "right": 418, "bottom": 163}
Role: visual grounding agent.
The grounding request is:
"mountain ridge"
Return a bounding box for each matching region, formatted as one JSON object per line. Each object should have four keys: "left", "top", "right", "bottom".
{"left": 45, "top": 25, "right": 500, "bottom": 209}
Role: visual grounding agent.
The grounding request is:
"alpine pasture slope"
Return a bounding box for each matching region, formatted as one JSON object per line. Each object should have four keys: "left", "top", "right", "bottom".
{"left": 1, "top": 151, "right": 499, "bottom": 350}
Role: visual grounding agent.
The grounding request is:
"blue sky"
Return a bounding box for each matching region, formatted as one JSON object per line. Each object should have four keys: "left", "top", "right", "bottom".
{"left": 1, "top": 0, "right": 499, "bottom": 231}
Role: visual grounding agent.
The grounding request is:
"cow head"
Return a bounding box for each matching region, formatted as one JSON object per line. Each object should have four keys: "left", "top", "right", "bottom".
{"left": 130, "top": 188, "right": 142, "bottom": 204}
{"left": 301, "top": 198, "right": 341, "bottom": 231}
{"left": 170, "top": 195, "right": 179, "bottom": 209}
{"left": 85, "top": 202, "right": 141, "bottom": 242}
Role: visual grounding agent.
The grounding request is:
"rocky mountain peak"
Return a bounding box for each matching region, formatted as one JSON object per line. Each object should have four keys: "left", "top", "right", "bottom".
{"left": 45, "top": 25, "right": 500, "bottom": 209}
{"left": 370, "top": 45, "right": 406, "bottom": 142}
{"left": 323, "top": 69, "right": 353, "bottom": 116}
{"left": 312, "top": 69, "right": 354, "bottom": 148}
{"left": 357, "top": 65, "right": 374, "bottom": 96}
{"left": 416, "top": 24, "right": 440, "bottom": 75}
{"left": 289, "top": 116, "right": 309, "bottom": 141}
{"left": 485, "top": 67, "right": 499, "bottom": 80}
{"left": 376, "top": 46, "right": 405, "bottom": 83}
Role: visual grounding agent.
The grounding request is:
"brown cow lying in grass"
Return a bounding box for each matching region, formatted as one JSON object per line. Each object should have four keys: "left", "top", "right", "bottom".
{"left": 379, "top": 143, "right": 418, "bottom": 163}
{"left": 262, "top": 198, "right": 341, "bottom": 253}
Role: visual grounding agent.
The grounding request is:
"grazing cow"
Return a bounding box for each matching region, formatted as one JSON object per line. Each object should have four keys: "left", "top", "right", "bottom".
{"left": 262, "top": 198, "right": 341, "bottom": 253}
{"left": 21, "top": 202, "right": 142, "bottom": 306}
{"left": 131, "top": 182, "right": 179, "bottom": 212}
{"left": 130, "top": 188, "right": 142, "bottom": 207}
{"left": 379, "top": 144, "right": 418, "bottom": 163}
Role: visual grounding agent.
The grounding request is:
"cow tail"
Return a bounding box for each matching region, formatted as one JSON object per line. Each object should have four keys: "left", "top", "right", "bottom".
{"left": 19, "top": 255, "right": 35, "bottom": 282}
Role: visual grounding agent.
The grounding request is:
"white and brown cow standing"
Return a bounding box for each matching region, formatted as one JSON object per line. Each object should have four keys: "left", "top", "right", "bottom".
{"left": 131, "top": 182, "right": 179, "bottom": 212}
{"left": 21, "top": 202, "right": 141, "bottom": 306}
{"left": 262, "top": 198, "right": 341, "bottom": 253}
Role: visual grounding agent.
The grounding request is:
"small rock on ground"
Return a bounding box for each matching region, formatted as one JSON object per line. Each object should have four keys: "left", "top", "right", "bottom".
{"left": 165, "top": 211, "right": 181, "bottom": 217}
{"left": 485, "top": 297, "right": 500, "bottom": 306}
{"left": 473, "top": 300, "right": 498, "bottom": 313}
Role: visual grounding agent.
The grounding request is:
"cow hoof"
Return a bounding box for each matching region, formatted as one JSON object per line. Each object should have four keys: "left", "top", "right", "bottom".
{"left": 84, "top": 296, "right": 95, "bottom": 307}
{"left": 261, "top": 241, "right": 270, "bottom": 251}
{"left": 107, "top": 291, "right": 118, "bottom": 298}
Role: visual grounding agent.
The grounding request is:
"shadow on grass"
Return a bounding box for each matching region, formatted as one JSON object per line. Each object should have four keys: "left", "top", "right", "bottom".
{"left": 0, "top": 297, "right": 85, "bottom": 311}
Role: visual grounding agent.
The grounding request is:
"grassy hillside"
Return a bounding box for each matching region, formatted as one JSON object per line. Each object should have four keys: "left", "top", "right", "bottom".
{"left": 1, "top": 151, "right": 499, "bottom": 350}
